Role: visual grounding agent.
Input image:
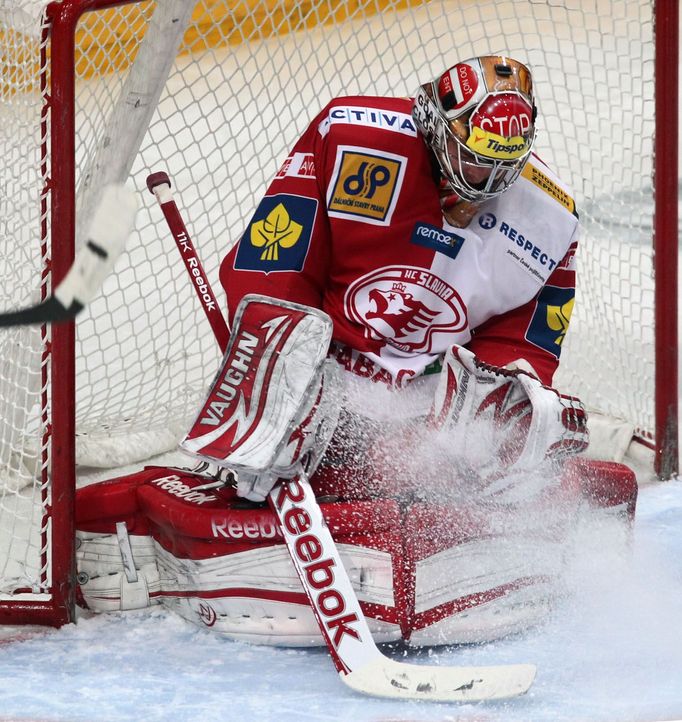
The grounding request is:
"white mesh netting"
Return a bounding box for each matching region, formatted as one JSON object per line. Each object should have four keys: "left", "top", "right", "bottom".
{"left": 0, "top": 0, "right": 660, "bottom": 606}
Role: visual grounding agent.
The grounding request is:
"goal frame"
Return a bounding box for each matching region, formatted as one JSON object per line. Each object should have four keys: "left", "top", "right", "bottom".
{"left": 0, "top": 0, "right": 678, "bottom": 628}
{"left": 653, "top": 0, "right": 679, "bottom": 480}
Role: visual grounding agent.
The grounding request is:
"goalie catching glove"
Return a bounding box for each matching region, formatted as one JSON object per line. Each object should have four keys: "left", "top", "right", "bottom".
{"left": 430, "top": 345, "right": 588, "bottom": 478}
{"left": 180, "top": 295, "right": 340, "bottom": 501}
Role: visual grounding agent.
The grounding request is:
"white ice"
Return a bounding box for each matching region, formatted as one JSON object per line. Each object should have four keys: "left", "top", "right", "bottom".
{"left": 1, "top": 479, "right": 681, "bottom": 722}
{"left": 1, "top": 2, "right": 680, "bottom": 720}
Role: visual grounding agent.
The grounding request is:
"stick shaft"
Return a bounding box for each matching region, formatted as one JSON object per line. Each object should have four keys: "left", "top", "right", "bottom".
{"left": 147, "top": 172, "right": 229, "bottom": 353}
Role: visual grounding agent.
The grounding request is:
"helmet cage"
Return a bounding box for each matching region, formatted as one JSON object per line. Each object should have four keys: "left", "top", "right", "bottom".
{"left": 437, "top": 91, "right": 536, "bottom": 202}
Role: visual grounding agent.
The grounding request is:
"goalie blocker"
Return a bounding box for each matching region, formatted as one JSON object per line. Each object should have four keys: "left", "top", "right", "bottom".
{"left": 75, "top": 295, "right": 637, "bottom": 646}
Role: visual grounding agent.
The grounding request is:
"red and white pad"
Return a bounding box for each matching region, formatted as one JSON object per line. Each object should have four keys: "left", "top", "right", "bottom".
{"left": 180, "top": 295, "right": 339, "bottom": 499}
{"left": 403, "top": 495, "right": 572, "bottom": 646}
{"left": 75, "top": 466, "right": 407, "bottom": 645}
{"left": 75, "top": 457, "right": 637, "bottom": 648}
{"left": 431, "top": 345, "right": 588, "bottom": 478}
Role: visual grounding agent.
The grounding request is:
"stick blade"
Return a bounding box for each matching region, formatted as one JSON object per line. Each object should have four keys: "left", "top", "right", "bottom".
{"left": 341, "top": 657, "right": 536, "bottom": 702}
{"left": 84, "top": 183, "right": 138, "bottom": 279}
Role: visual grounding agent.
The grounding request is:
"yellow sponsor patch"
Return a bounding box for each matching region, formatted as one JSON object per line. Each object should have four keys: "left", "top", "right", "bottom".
{"left": 466, "top": 127, "right": 530, "bottom": 160}
{"left": 327, "top": 147, "right": 406, "bottom": 225}
{"left": 546, "top": 297, "right": 574, "bottom": 347}
{"left": 522, "top": 163, "right": 577, "bottom": 215}
{"left": 250, "top": 203, "right": 302, "bottom": 261}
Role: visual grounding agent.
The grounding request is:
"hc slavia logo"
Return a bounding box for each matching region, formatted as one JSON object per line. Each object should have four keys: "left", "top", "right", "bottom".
{"left": 345, "top": 266, "right": 468, "bottom": 354}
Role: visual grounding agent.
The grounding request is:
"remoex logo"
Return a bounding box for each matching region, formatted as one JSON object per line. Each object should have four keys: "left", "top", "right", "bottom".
{"left": 471, "top": 92, "right": 532, "bottom": 138}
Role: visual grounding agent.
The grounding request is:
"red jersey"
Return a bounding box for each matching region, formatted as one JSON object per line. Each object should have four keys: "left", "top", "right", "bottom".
{"left": 220, "top": 96, "right": 578, "bottom": 391}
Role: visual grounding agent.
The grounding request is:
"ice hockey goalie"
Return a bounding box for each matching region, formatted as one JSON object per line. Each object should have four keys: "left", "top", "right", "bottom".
{"left": 75, "top": 295, "right": 637, "bottom": 647}
{"left": 77, "top": 55, "right": 638, "bottom": 647}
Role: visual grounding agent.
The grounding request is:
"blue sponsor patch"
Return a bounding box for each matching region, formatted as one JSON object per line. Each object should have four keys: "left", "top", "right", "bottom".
{"left": 526, "top": 285, "right": 575, "bottom": 358}
{"left": 234, "top": 194, "right": 317, "bottom": 273}
{"left": 478, "top": 212, "right": 497, "bottom": 230}
{"left": 410, "top": 222, "right": 465, "bottom": 260}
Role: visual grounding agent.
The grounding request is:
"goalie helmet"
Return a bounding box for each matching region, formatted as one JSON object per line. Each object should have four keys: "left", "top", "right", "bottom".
{"left": 412, "top": 56, "right": 537, "bottom": 202}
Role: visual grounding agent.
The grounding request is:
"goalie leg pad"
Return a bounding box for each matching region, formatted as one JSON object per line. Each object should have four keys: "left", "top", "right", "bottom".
{"left": 76, "top": 463, "right": 636, "bottom": 643}
{"left": 76, "top": 466, "right": 408, "bottom": 645}
{"left": 76, "top": 530, "right": 160, "bottom": 612}
{"left": 180, "top": 295, "right": 339, "bottom": 502}
{"left": 403, "top": 499, "right": 571, "bottom": 646}
{"left": 76, "top": 470, "right": 161, "bottom": 612}
{"left": 564, "top": 457, "right": 637, "bottom": 520}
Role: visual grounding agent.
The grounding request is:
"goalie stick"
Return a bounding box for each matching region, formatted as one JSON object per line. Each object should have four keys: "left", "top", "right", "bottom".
{"left": 0, "top": 184, "right": 137, "bottom": 327}
{"left": 147, "top": 170, "right": 537, "bottom": 702}
{"left": 146, "top": 172, "right": 229, "bottom": 352}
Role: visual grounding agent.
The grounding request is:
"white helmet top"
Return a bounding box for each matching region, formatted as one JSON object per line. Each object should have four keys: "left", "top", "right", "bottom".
{"left": 412, "top": 56, "right": 537, "bottom": 202}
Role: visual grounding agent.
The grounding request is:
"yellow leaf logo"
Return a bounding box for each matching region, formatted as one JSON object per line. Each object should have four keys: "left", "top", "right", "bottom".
{"left": 250, "top": 203, "right": 302, "bottom": 261}
{"left": 546, "top": 297, "right": 574, "bottom": 346}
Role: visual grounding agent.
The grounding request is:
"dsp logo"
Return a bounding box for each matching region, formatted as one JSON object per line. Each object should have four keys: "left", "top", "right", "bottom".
{"left": 327, "top": 146, "right": 406, "bottom": 225}
{"left": 526, "top": 285, "right": 575, "bottom": 358}
{"left": 234, "top": 194, "right": 317, "bottom": 273}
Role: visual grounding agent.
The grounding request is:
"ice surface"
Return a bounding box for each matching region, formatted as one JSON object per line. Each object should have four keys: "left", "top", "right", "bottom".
{"left": 0, "top": 3, "right": 680, "bottom": 720}
{"left": 0, "top": 480, "right": 681, "bottom": 722}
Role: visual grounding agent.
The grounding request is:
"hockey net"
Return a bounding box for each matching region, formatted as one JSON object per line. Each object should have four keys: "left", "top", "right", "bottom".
{"left": 0, "top": 0, "right": 674, "bottom": 624}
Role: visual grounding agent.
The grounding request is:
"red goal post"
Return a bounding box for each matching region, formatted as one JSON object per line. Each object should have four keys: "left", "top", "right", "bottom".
{"left": 0, "top": 0, "right": 677, "bottom": 627}
{"left": 653, "top": 0, "right": 679, "bottom": 480}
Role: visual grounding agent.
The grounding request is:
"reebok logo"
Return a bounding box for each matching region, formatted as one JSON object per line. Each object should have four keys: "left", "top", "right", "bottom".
{"left": 151, "top": 475, "right": 214, "bottom": 505}
{"left": 274, "top": 479, "right": 362, "bottom": 649}
{"left": 175, "top": 232, "right": 216, "bottom": 311}
{"left": 211, "top": 517, "right": 283, "bottom": 541}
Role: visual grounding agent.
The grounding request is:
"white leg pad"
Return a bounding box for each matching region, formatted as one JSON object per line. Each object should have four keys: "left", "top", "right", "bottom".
{"left": 408, "top": 581, "right": 556, "bottom": 646}
{"left": 408, "top": 531, "right": 564, "bottom": 646}
{"left": 76, "top": 531, "right": 161, "bottom": 612}
{"left": 154, "top": 541, "right": 402, "bottom": 646}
